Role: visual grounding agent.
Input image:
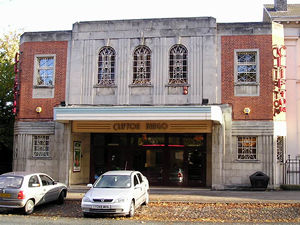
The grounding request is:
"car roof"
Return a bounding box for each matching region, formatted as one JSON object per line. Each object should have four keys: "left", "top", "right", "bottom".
{"left": 102, "top": 170, "right": 137, "bottom": 176}
{"left": 1, "top": 171, "right": 45, "bottom": 177}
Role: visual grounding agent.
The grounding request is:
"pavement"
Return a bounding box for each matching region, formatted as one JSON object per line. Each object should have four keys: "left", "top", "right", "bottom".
{"left": 67, "top": 185, "right": 300, "bottom": 203}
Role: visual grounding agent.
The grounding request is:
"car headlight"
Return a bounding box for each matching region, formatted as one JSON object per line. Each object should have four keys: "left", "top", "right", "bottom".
{"left": 114, "top": 198, "right": 126, "bottom": 203}
{"left": 82, "top": 196, "right": 91, "bottom": 203}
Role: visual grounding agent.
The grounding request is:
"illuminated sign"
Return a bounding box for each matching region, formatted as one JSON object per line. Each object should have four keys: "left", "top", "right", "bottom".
{"left": 273, "top": 45, "right": 286, "bottom": 116}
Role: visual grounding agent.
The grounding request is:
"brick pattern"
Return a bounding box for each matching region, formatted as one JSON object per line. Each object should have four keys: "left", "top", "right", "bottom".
{"left": 221, "top": 35, "right": 273, "bottom": 120}
{"left": 17, "top": 41, "right": 68, "bottom": 120}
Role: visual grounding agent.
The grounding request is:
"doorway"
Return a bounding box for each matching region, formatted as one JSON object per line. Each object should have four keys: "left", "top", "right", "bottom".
{"left": 91, "top": 133, "right": 207, "bottom": 187}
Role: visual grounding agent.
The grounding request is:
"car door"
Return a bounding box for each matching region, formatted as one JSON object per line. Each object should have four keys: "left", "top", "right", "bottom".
{"left": 136, "top": 172, "right": 147, "bottom": 202}
{"left": 39, "top": 174, "right": 58, "bottom": 203}
{"left": 28, "top": 175, "right": 44, "bottom": 205}
{"left": 133, "top": 174, "right": 143, "bottom": 207}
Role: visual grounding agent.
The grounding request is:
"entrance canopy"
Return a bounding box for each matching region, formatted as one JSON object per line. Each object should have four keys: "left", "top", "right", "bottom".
{"left": 54, "top": 106, "right": 223, "bottom": 124}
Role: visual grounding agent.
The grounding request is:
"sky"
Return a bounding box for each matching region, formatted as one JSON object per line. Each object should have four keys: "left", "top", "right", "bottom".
{"left": 0, "top": 0, "right": 300, "bottom": 33}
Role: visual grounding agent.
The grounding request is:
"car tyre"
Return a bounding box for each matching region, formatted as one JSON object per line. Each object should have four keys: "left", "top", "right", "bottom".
{"left": 83, "top": 212, "right": 93, "bottom": 218}
{"left": 24, "top": 199, "right": 34, "bottom": 215}
{"left": 56, "top": 190, "right": 65, "bottom": 205}
{"left": 127, "top": 200, "right": 135, "bottom": 217}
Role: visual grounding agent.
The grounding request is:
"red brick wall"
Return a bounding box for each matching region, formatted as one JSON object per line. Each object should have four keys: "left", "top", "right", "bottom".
{"left": 17, "top": 41, "right": 68, "bottom": 120}
{"left": 221, "top": 35, "right": 273, "bottom": 121}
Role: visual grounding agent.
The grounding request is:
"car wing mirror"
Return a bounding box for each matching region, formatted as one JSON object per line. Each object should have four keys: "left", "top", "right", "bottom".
{"left": 87, "top": 184, "right": 93, "bottom": 188}
{"left": 32, "top": 183, "right": 40, "bottom": 187}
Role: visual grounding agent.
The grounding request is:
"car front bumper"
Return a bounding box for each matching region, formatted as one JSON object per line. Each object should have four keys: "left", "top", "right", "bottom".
{"left": 81, "top": 202, "right": 130, "bottom": 215}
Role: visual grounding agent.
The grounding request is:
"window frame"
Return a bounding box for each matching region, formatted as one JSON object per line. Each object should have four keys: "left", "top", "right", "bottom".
{"left": 168, "top": 44, "right": 188, "bottom": 85}
{"left": 33, "top": 54, "right": 56, "bottom": 87}
{"left": 97, "top": 46, "right": 116, "bottom": 86}
{"left": 28, "top": 175, "right": 41, "bottom": 188}
{"left": 276, "top": 136, "right": 285, "bottom": 163}
{"left": 234, "top": 49, "right": 259, "bottom": 85}
{"left": 132, "top": 45, "right": 152, "bottom": 86}
{"left": 32, "top": 135, "right": 50, "bottom": 158}
{"left": 39, "top": 174, "right": 54, "bottom": 186}
{"left": 237, "top": 136, "right": 258, "bottom": 161}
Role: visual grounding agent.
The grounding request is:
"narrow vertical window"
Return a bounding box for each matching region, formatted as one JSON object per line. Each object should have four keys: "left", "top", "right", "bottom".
{"left": 133, "top": 45, "right": 151, "bottom": 85}
{"left": 169, "top": 44, "right": 188, "bottom": 84}
{"left": 237, "top": 136, "right": 257, "bottom": 160}
{"left": 98, "top": 46, "right": 115, "bottom": 86}
{"left": 277, "top": 136, "right": 284, "bottom": 163}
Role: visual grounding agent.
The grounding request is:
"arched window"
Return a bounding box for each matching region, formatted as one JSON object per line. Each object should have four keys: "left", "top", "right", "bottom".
{"left": 98, "top": 46, "right": 115, "bottom": 86}
{"left": 169, "top": 44, "right": 188, "bottom": 84}
{"left": 133, "top": 45, "right": 151, "bottom": 85}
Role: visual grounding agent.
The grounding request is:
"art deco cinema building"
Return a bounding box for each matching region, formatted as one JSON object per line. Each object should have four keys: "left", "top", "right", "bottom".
{"left": 13, "top": 14, "right": 287, "bottom": 189}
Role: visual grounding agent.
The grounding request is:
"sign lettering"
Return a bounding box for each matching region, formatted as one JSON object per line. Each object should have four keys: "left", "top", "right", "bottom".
{"left": 112, "top": 122, "right": 168, "bottom": 131}
{"left": 273, "top": 45, "right": 286, "bottom": 116}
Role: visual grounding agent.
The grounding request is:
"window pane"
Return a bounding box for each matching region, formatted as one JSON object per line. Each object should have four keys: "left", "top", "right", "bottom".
{"left": 277, "top": 136, "right": 284, "bottom": 162}
{"left": 98, "top": 46, "right": 115, "bottom": 86}
{"left": 236, "top": 52, "right": 257, "bottom": 83}
{"left": 237, "top": 136, "right": 257, "bottom": 160}
{"left": 169, "top": 44, "right": 188, "bottom": 84}
{"left": 133, "top": 45, "right": 151, "bottom": 85}
{"left": 36, "top": 57, "right": 54, "bottom": 86}
{"left": 33, "top": 135, "right": 50, "bottom": 158}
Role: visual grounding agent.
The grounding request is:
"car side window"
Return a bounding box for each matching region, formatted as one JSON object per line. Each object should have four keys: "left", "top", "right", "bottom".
{"left": 137, "top": 173, "right": 143, "bottom": 183}
{"left": 134, "top": 175, "right": 139, "bottom": 186}
{"left": 40, "top": 175, "right": 53, "bottom": 186}
{"left": 28, "top": 175, "right": 40, "bottom": 188}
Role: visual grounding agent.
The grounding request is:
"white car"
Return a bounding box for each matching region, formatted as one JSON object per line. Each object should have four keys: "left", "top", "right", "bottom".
{"left": 0, "top": 172, "right": 67, "bottom": 214}
{"left": 81, "top": 170, "right": 149, "bottom": 217}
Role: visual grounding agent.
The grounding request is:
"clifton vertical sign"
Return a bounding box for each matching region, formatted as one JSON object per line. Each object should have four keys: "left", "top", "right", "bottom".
{"left": 273, "top": 45, "right": 286, "bottom": 116}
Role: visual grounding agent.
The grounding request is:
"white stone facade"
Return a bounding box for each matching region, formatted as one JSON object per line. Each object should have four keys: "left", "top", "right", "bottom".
{"left": 13, "top": 17, "right": 284, "bottom": 189}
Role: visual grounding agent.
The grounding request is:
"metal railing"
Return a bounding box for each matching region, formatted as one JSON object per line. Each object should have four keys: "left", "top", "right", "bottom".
{"left": 283, "top": 155, "right": 300, "bottom": 185}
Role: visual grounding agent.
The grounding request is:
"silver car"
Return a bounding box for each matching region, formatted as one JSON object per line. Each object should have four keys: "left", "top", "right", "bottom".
{"left": 0, "top": 172, "right": 67, "bottom": 214}
{"left": 81, "top": 170, "right": 149, "bottom": 217}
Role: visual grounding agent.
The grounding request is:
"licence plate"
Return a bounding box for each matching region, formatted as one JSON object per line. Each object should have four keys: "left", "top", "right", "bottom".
{"left": 0, "top": 193, "right": 11, "bottom": 198}
{"left": 91, "top": 205, "right": 111, "bottom": 209}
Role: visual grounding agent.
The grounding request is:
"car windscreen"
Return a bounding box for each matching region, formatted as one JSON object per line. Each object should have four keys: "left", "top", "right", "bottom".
{"left": 0, "top": 176, "right": 23, "bottom": 189}
{"left": 94, "top": 175, "right": 131, "bottom": 188}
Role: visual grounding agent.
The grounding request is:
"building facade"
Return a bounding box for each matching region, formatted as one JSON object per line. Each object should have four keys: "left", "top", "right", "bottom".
{"left": 13, "top": 16, "right": 286, "bottom": 189}
{"left": 264, "top": 0, "right": 300, "bottom": 160}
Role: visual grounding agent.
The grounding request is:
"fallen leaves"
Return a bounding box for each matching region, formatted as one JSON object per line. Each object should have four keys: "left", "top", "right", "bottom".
{"left": 1, "top": 200, "right": 299, "bottom": 223}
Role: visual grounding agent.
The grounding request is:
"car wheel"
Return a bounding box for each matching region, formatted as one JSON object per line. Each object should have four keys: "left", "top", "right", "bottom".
{"left": 56, "top": 191, "right": 65, "bottom": 205}
{"left": 24, "top": 199, "right": 35, "bottom": 215}
{"left": 127, "top": 200, "right": 135, "bottom": 217}
{"left": 83, "top": 212, "right": 91, "bottom": 217}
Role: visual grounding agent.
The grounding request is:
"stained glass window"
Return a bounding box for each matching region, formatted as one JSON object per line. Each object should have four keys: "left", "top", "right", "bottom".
{"left": 237, "top": 136, "right": 257, "bottom": 160}
{"left": 169, "top": 44, "right": 188, "bottom": 84}
{"left": 98, "top": 46, "right": 115, "bottom": 86}
{"left": 133, "top": 45, "right": 151, "bottom": 85}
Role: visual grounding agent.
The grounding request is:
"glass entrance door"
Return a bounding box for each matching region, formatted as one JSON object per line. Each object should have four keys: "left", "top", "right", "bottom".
{"left": 168, "top": 148, "right": 185, "bottom": 185}
{"left": 187, "top": 148, "right": 206, "bottom": 186}
{"left": 91, "top": 133, "right": 207, "bottom": 187}
{"left": 134, "top": 134, "right": 165, "bottom": 185}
